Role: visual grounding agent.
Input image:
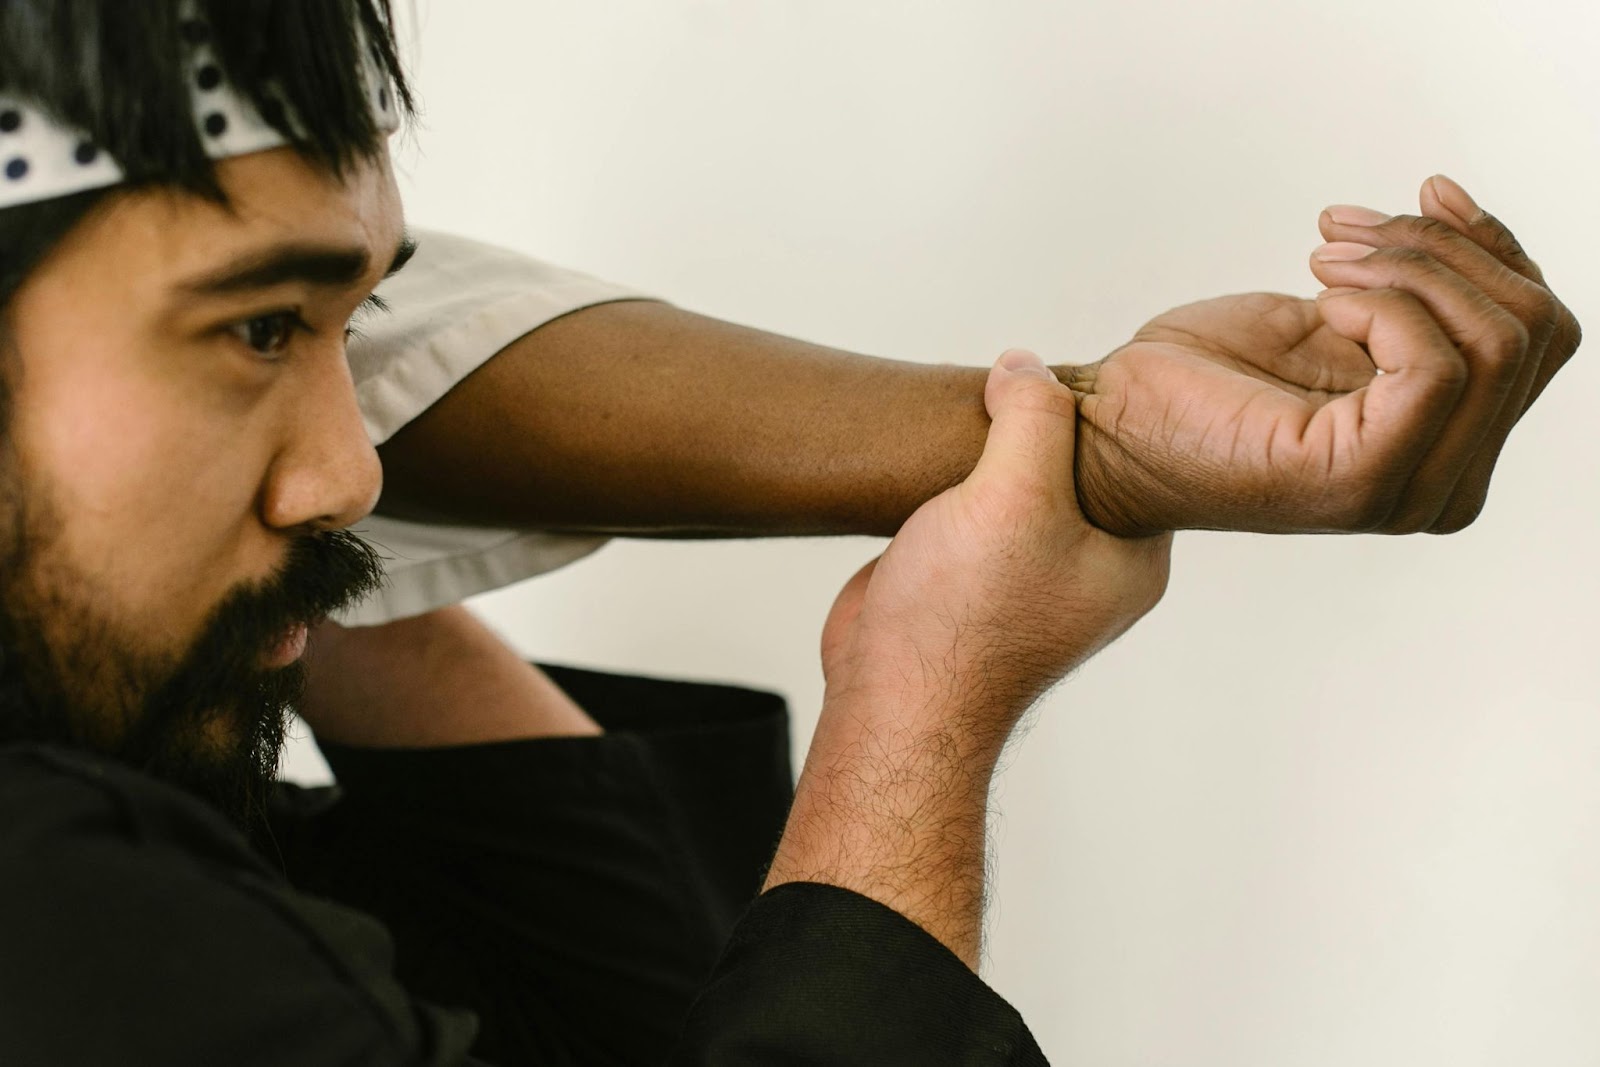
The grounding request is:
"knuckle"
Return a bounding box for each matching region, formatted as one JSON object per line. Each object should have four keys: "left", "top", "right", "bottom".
{"left": 1439, "top": 361, "right": 1473, "bottom": 397}
{"left": 1009, "top": 380, "right": 1080, "bottom": 422}
{"left": 1029, "top": 378, "right": 1080, "bottom": 413}
{"left": 1365, "top": 286, "right": 1421, "bottom": 312}
{"left": 1389, "top": 507, "right": 1440, "bottom": 535}
{"left": 1520, "top": 285, "right": 1559, "bottom": 327}
{"left": 1407, "top": 214, "right": 1461, "bottom": 246}
{"left": 1562, "top": 308, "right": 1584, "bottom": 355}
{"left": 1423, "top": 345, "right": 1472, "bottom": 394}
{"left": 1377, "top": 245, "right": 1438, "bottom": 272}
{"left": 1487, "top": 221, "right": 1529, "bottom": 262}
{"left": 1484, "top": 313, "right": 1531, "bottom": 367}
{"left": 1547, "top": 340, "right": 1579, "bottom": 381}
{"left": 1429, "top": 497, "right": 1486, "bottom": 535}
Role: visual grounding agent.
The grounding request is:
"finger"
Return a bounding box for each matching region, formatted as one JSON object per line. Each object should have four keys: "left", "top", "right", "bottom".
{"left": 972, "top": 349, "right": 1082, "bottom": 515}
{"left": 1428, "top": 320, "right": 1578, "bottom": 533}
{"left": 1318, "top": 201, "right": 1558, "bottom": 527}
{"left": 1419, "top": 176, "right": 1584, "bottom": 394}
{"left": 1419, "top": 174, "right": 1547, "bottom": 287}
{"left": 1320, "top": 193, "right": 1577, "bottom": 407}
{"left": 1309, "top": 243, "right": 1529, "bottom": 530}
{"left": 1418, "top": 177, "right": 1585, "bottom": 527}
{"left": 1307, "top": 288, "right": 1469, "bottom": 531}
{"left": 1321, "top": 183, "right": 1578, "bottom": 377}
{"left": 1321, "top": 187, "right": 1579, "bottom": 529}
{"left": 1320, "top": 207, "right": 1553, "bottom": 330}
{"left": 1420, "top": 178, "right": 1570, "bottom": 527}
{"left": 1416, "top": 174, "right": 1583, "bottom": 406}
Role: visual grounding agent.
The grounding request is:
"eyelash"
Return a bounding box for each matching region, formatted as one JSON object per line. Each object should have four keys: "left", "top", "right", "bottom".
{"left": 226, "top": 310, "right": 312, "bottom": 361}
{"left": 226, "top": 307, "right": 375, "bottom": 360}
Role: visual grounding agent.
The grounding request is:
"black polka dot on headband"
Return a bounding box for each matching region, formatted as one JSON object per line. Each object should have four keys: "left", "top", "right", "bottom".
{"left": 0, "top": 3, "right": 397, "bottom": 211}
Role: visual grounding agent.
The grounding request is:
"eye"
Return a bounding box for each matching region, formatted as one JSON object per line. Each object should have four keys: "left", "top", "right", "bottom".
{"left": 226, "top": 311, "right": 310, "bottom": 359}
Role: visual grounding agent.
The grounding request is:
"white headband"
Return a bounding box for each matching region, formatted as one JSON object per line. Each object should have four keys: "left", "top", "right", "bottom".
{"left": 0, "top": 8, "right": 399, "bottom": 212}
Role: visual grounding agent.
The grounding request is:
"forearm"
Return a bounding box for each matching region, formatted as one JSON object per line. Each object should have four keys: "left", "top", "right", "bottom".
{"left": 299, "top": 606, "right": 600, "bottom": 747}
{"left": 372, "top": 299, "right": 999, "bottom": 538}
{"left": 761, "top": 696, "right": 1011, "bottom": 971}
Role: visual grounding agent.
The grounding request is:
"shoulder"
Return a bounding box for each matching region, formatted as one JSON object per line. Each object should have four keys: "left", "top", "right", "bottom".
{"left": 0, "top": 742, "right": 263, "bottom": 858}
{"left": 0, "top": 744, "right": 478, "bottom": 1066}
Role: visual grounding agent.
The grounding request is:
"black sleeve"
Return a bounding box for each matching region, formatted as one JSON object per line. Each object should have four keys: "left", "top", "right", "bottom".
{"left": 668, "top": 881, "right": 1050, "bottom": 1066}
{"left": 267, "top": 663, "right": 798, "bottom": 1066}
{"left": 0, "top": 749, "right": 486, "bottom": 1067}
{"left": 264, "top": 664, "right": 1046, "bottom": 1066}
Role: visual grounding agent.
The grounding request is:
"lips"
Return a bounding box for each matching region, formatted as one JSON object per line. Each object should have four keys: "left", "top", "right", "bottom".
{"left": 259, "top": 621, "right": 310, "bottom": 669}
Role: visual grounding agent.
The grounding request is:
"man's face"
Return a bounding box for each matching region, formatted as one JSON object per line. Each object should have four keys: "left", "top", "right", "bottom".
{"left": 0, "top": 146, "right": 409, "bottom": 830}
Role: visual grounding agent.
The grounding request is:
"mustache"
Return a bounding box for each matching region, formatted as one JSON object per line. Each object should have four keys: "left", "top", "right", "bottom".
{"left": 112, "top": 529, "right": 387, "bottom": 831}
{"left": 245, "top": 528, "right": 389, "bottom": 639}
{"left": 138, "top": 528, "right": 388, "bottom": 714}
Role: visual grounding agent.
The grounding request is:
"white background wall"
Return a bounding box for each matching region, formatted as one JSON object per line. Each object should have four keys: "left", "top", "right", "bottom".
{"left": 283, "top": 2, "right": 1600, "bottom": 1062}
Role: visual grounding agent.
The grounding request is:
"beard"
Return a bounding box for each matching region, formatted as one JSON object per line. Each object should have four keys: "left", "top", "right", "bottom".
{"left": 0, "top": 458, "right": 387, "bottom": 835}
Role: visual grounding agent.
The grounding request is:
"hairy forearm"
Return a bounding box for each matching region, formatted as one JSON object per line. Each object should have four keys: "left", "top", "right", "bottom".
{"left": 761, "top": 697, "right": 1011, "bottom": 971}
{"left": 372, "top": 299, "right": 1003, "bottom": 537}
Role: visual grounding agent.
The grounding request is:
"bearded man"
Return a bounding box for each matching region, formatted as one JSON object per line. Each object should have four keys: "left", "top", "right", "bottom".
{"left": 0, "top": 1, "right": 1578, "bottom": 1064}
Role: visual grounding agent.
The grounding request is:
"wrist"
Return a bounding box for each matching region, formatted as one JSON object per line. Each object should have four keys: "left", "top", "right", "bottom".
{"left": 822, "top": 631, "right": 1050, "bottom": 734}
{"left": 1047, "top": 363, "right": 1165, "bottom": 537}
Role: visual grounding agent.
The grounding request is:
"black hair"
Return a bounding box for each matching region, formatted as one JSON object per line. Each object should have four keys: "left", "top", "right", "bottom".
{"left": 0, "top": 0, "right": 415, "bottom": 310}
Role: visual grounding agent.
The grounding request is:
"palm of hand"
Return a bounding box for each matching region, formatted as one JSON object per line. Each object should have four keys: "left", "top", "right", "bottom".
{"left": 1068, "top": 292, "right": 1379, "bottom": 535}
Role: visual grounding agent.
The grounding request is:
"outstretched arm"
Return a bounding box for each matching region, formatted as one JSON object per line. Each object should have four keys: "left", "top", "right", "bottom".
{"left": 373, "top": 301, "right": 994, "bottom": 539}
{"left": 373, "top": 176, "right": 1577, "bottom": 540}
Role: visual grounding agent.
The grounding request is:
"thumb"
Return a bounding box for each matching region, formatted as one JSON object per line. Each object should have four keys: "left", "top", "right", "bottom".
{"left": 967, "top": 348, "right": 1081, "bottom": 511}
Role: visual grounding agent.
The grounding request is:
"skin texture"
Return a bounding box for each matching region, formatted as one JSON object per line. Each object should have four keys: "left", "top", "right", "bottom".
{"left": 0, "top": 145, "right": 405, "bottom": 829}
{"left": 371, "top": 312, "right": 993, "bottom": 539}
{"left": 300, "top": 604, "right": 600, "bottom": 747}
{"left": 371, "top": 180, "right": 1578, "bottom": 543}
{"left": 752, "top": 180, "right": 1579, "bottom": 967}
{"left": 306, "top": 176, "right": 1577, "bottom": 968}
{"left": 764, "top": 351, "right": 1172, "bottom": 968}
{"left": 1071, "top": 175, "right": 1582, "bottom": 536}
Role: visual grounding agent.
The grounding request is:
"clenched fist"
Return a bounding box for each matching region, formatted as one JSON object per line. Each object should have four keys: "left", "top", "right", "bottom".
{"left": 1060, "top": 175, "right": 1581, "bottom": 537}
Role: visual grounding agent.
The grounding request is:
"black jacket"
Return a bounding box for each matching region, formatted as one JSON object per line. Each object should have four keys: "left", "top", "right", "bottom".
{"left": 0, "top": 663, "right": 1045, "bottom": 1065}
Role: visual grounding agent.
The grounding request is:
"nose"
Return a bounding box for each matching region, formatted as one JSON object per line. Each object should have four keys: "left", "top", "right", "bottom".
{"left": 258, "top": 344, "right": 383, "bottom": 533}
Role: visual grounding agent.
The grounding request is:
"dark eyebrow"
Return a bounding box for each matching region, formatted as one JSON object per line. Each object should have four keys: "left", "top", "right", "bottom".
{"left": 387, "top": 232, "right": 418, "bottom": 278}
{"left": 355, "top": 232, "right": 418, "bottom": 316}
{"left": 180, "top": 228, "right": 418, "bottom": 297}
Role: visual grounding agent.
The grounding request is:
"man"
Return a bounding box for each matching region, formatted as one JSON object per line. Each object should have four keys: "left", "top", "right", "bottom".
{"left": 0, "top": 3, "right": 1578, "bottom": 1066}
